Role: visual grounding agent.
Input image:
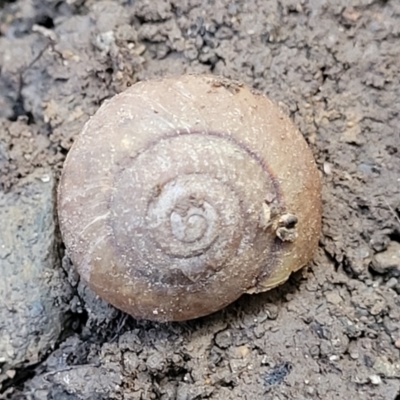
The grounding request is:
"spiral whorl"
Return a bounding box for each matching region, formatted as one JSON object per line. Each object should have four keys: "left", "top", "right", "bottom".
{"left": 109, "top": 132, "right": 279, "bottom": 288}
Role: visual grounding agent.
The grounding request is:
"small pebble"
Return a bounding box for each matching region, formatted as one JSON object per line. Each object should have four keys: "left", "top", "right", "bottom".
{"left": 369, "top": 375, "right": 382, "bottom": 385}
{"left": 395, "top": 338, "right": 400, "bottom": 349}
{"left": 386, "top": 277, "right": 398, "bottom": 289}
{"left": 372, "top": 242, "right": 400, "bottom": 274}
{"left": 307, "top": 386, "right": 315, "bottom": 395}
{"left": 326, "top": 292, "right": 342, "bottom": 305}
{"left": 350, "top": 352, "right": 359, "bottom": 360}
{"left": 40, "top": 174, "right": 50, "bottom": 183}
{"left": 6, "top": 370, "right": 16, "bottom": 379}
{"left": 323, "top": 162, "right": 332, "bottom": 175}
{"left": 236, "top": 346, "right": 250, "bottom": 358}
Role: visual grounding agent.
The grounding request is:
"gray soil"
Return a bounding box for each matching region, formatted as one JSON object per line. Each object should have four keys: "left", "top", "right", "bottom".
{"left": 0, "top": 0, "right": 400, "bottom": 399}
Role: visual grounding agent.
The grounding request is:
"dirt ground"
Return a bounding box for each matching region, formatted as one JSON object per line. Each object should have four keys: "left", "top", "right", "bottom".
{"left": 0, "top": 0, "right": 400, "bottom": 399}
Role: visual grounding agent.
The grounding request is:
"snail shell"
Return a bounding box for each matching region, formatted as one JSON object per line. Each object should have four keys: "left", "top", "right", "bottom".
{"left": 58, "top": 75, "right": 321, "bottom": 321}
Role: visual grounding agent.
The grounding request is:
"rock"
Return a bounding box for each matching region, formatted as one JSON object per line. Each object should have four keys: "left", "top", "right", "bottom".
{"left": 369, "top": 374, "right": 382, "bottom": 385}
{"left": 373, "top": 356, "right": 400, "bottom": 378}
{"left": 0, "top": 169, "right": 71, "bottom": 383}
{"left": 326, "top": 291, "right": 342, "bottom": 305}
{"left": 385, "top": 277, "right": 398, "bottom": 289}
{"left": 372, "top": 241, "right": 400, "bottom": 275}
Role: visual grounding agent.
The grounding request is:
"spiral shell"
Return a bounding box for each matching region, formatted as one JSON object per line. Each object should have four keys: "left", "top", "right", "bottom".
{"left": 58, "top": 75, "right": 321, "bottom": 321}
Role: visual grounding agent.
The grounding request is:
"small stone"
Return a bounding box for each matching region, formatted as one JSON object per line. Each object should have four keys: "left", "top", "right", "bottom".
{"left": 323, "top": 162, "right": 332, "bottom": 175}
{"left": 326, "top": 291, "right": 342, "bottom": 305}
{"left": 307, "top": 386, "right": 315, "bottom": 395}
{"left": 235, "top": 346, "right": 250, "bottom": 358}
{"left": 6, "top": 370, "right": 16, "bottom": 379}
{"left": 40, "top": 174, "right": 50, "bottom": 183}
{"left": 329, "top": 355, "right": 339, "bottom": 361}
{"left": 350, "top": 352, "right": 359, "bottom": 360}
{"left": 373, "top": 356, "right": 400, "bottom": 378}
{"left": 369, "top": 375, "right": 382, "bottom": 385}
{"left": 254, "top": 324, "right": 265, "bottom": 338}
{"left": 386, "top": 277, "right": 398, "bottom": 289}
{"left": 395, "top": 338, "right": 400, "bottom": 349}
{"left": 372, "top": 242, "right": 400, "bottom": 274}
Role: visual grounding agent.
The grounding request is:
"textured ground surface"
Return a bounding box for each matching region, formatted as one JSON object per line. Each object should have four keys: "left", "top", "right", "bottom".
{"left": 0, "top": 0, "right": 399, "bottom": 399}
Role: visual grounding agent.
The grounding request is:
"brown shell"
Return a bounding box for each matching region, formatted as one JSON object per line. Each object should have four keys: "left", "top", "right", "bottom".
{"left": 58, "top": 75, "right": 322, "bottom": 321}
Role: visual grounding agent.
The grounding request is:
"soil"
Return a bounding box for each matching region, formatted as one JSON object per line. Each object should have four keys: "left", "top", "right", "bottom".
{"left": 0, "top": 0, "right": 399, "bottom": 399}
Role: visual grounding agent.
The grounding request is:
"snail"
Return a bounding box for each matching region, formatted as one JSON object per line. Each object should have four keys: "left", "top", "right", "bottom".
{"left": 58, "top": 75, "right": 321, "bottom": 322}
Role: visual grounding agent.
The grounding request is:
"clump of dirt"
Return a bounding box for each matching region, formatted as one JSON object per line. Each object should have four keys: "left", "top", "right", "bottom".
{"left": 0, "top": 0, "right": 399, "bottom": 399}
